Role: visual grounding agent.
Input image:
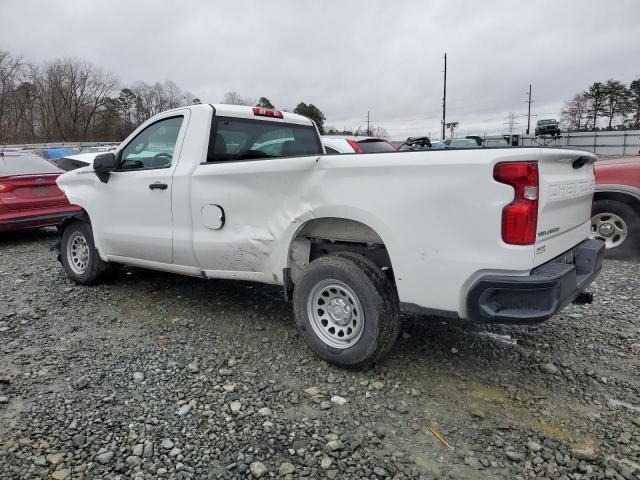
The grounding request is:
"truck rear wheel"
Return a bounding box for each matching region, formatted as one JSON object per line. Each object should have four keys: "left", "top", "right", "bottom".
{"left": 61, "top": 220, "right": 109, "bottom": 285}
{"left": 590, "top": 199, "right": 639, "bottom": 259}
{"left": 293, "top": 253, "right": 399, "bottom": 368}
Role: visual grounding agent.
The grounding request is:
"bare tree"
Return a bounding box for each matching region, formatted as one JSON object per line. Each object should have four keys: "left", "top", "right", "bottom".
{"left": 561, "top": 93, "right": 588, "bottom": 131}
{"left": 353, "top": 124, "right": 389, "bottom": 138}
{"left": 221, "top": 91, "right": 255, "bottom": 106}
{"left": 0, "top": 50, "right": 24, "bottom": 142}
{"left": 32, "top": 58, "right": 118, "bottom": 140}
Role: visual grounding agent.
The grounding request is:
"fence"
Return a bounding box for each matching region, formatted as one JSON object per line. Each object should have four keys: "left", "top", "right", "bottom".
{"left": 2, "top": 141, "right": 119, "bottom": 149}
{"left": 519, "top": 130, "right": 640, "bottom": 156}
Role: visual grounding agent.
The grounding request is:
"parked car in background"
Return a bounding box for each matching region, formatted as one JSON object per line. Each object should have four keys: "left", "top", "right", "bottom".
{"left": 535, "top": 119, "right": 561, "bottom": 137}
{"left": 26, "top": 148, "right": 73, "bottom": 163}
{"left": 430, "top": 141, "right": 447, "bottom": 149}
{"left": 56, "top": 104, "right": 602, "bottom": 367}
{"left": 0, "top": 152, "right": 81, "bottom": 232}
{"left": 322, "top": 135, "right": 398, "bottom": 154}
{"left": 447, "top": 138, "right": 481, "bottom": 149}
{"left": 484, "top": 138, "right": 509, "bottom": 148}
{"left": 465, "top": 135, "right": 483, "bottom": 146}
{"left": 398, "top": 136, "right": 432, "bottom": 151}
{"left": 591, "top": 157, "right": 640, "bottom": 257}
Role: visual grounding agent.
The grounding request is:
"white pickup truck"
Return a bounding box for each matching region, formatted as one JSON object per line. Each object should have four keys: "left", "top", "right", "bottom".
{"left": 56, "top": 104, "right": 604, "bottom": 368}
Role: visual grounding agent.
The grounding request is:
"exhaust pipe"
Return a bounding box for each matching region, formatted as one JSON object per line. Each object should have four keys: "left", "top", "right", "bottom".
{"left": 573, "top": 291, "right": 593, "bottom": 305}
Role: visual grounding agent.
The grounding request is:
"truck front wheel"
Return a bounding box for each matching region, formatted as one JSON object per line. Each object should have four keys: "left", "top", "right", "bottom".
{"left": 61, "top": 220, "right": 109, "bottom": 285}
{"left": 293, "top": 253, "right": 399, "bottom": 368}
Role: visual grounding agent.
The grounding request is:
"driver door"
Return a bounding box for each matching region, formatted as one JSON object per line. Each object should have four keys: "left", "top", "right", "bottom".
{"left": 95, "top": 111, "right": 189, "bottom": 264}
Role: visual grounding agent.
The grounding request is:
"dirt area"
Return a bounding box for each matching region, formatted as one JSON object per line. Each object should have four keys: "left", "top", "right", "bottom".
{"left": 1, "top": 230, "right": 639, "bottom": 479}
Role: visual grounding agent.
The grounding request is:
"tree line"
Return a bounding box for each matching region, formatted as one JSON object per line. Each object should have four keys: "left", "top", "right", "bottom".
{"left": 0, "top": 50, "right": 202, "bottom": 143}
{"left": 0, "top": 49, "right": 332, "bottom": 144}
{"left": 561, "top": 78, "right": 640, "bottom": 132}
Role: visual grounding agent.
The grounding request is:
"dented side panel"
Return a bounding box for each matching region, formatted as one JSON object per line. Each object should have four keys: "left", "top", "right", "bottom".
{"left": 187, "top": 149, "right": 552, "bottom": 314}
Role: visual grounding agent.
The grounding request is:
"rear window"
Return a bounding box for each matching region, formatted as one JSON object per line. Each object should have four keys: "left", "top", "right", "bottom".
{"left": 357, "top": 140, "right": 397, "bottom": 153}
{"left": 207, "top": 117, "right": 322, "bottom": 162}
{"left": 0, "top": 154, "right": 62, "bottom": 175}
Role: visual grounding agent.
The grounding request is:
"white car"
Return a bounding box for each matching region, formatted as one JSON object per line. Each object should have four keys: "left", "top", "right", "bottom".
{"left": 322, "top": 135, "right": 398, "bottom": 154}
{"left": 56, "top": 104, "right": 604, "bottom": 368}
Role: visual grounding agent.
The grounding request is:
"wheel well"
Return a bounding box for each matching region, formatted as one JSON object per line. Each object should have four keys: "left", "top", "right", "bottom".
{"left": 288, "top": 218, "right": 393, "bottom": 284}
{"left": 60, "top": 209, "right": 91, "bottom": 232}
{"left": 594, "top": 191, "right": 640, "bottom": 215}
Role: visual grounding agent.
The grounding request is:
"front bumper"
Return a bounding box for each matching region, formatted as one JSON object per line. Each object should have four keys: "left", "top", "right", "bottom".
{"left": 467, "top": 239, "right": 605, "bottom": 324}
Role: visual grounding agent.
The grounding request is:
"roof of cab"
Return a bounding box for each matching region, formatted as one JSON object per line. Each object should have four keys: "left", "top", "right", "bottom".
{"left": 212, "top": 104, "right": 314, "bottom": 126}
{"left": 176, "top": 103, "right": 315, "bottom": 127}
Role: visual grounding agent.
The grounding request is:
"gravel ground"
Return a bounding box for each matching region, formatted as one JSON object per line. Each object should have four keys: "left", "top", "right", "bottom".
{"left": 0, "top": 229, "right": 639, "bottom": 480}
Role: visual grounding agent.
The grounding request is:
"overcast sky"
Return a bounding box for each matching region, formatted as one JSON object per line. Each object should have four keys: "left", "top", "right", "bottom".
{"left": 2, "top": 0, "right": 639, "bottom": 138}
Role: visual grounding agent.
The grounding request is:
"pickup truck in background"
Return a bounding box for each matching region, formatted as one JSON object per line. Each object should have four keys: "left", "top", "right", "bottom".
{"left": 591, "top": 156, "right": 640, "bottom": 257}
{"left": 55, "top": 104, "right": 604, "bottom": 368}
{"left": 535, "top": 119, "right": 561, "bottom": 137}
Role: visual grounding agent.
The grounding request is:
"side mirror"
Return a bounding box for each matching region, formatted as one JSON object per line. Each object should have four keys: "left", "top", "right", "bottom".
{"left": 93, "top": 153, "right": 117, "bottom": 183}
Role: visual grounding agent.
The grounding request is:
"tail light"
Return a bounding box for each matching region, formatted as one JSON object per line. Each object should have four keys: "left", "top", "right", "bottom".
{"left": 253, "top": 107, "right": 284, "bottom": 119}
{"left": 0, "top": 182, "right": 14, "bottom": 193}
{"left": 493, "top": 161, "right": 538, "bottom": 245}
{"left": 346, "top": 139, "right": 362, "bottom": 153}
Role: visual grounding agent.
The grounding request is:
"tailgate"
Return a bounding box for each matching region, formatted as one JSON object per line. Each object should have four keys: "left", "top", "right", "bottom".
{"left": 0, "top": 174, "right": 69, "bottom": 211}
{"left": 534, "top": 150, "right": 597, "bottom": 266}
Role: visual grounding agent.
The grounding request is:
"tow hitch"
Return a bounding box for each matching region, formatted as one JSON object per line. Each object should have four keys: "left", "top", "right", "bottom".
{"left": 573, "top": 291, "right": 593, "bottom": 305}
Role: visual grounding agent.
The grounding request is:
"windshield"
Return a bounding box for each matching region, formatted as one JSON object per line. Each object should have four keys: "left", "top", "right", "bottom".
{"left": 538, "top": 119, "right": 557, "bottom": 125}
{"left": 0, "top": 154, "right": 62, "bottom": 175}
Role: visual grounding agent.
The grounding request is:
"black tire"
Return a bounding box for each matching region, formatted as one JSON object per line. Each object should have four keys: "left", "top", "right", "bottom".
{"left": 60, "top": 220, "right": 109, "bottom": 284}
{"left": 293, "top": 253, "right": 400, "bottom": 368}
{"left": 591, "top": 199, "right": 640, "bottom": 259}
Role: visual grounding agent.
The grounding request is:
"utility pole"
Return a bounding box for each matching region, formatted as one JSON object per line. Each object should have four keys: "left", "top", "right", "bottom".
{"left": 441, "top": 53, "right": 447, "bottom": 140}
{"left": 526, "top": 84, "right": 533, "bottom": 135}
{"left": 366, "top": 111, "right": 370, "bottom": 136}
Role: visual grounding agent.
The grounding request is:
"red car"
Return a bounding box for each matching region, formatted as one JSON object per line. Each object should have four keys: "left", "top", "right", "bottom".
{"left": 0, "top": 151, "right": 81, "bottom": 232}
{"left": 591, "top": 156, "right": 640, "bottom": 257}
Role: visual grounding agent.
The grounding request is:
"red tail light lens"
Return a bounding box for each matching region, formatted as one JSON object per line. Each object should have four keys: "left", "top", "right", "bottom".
{"left": 252, "top": 107, "right": 284, "bottom": 119}
{"left": 493, "top": 161, "right": 538, "bottom": 245}
{"left": 346, "top": 139, "right": 362, "bottom": 153}
{"left": 0, "top": 182, "right": 14, "bottom": 193}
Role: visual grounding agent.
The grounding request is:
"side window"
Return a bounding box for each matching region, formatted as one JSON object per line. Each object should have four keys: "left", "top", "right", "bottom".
{"left": 324, "top": 146, "right": 340, "bottom": 155}
{"left": 207, "top": 117, "right": 322, "bottom": 162}
{"left": 119, "top": 116, "right": 184, "bottom": 170}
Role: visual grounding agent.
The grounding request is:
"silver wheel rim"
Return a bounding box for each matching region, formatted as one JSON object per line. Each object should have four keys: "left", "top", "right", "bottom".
{"left": 306, "top": 279, "right": 364, "bottom": 349}
{"left": 67, "top": 232, "right": 90, "bottom": 275}
{"left": 589, "top": 212, "right": 627, "bottom": 249}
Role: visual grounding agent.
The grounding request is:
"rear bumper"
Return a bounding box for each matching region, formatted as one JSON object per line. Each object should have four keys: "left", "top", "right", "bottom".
{"left": 0, "top": 206, "right": 82, "bottom": 232}
{"left": 466, "top": 239, "right": 605, "bottom": 324}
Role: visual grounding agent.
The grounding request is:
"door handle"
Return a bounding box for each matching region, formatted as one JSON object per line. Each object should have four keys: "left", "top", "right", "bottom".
{"left": 149, "top": 182, "right": 168, "bottom": 190}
